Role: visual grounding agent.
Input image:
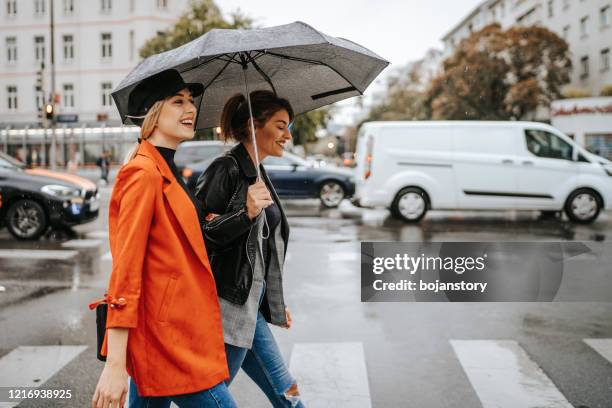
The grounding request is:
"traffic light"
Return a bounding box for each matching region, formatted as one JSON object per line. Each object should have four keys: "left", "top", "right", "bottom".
{"left": 44, "top": 103, "right": 54, "bottom": 120}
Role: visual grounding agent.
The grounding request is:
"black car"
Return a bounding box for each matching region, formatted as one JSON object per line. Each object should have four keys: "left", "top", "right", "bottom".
{"left": 0, "top": 152, "right": 99, "bottom": 240}
{"left": 183, "top": 146, "right": 356, "bottom": 208}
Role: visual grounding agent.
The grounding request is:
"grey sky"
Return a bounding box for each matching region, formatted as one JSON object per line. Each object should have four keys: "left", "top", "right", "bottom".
{"left": 220, "top": 0, "right": 483, "bottom": 66}
{"left": 218, "top": 0, "right": 484, "bottom": 124}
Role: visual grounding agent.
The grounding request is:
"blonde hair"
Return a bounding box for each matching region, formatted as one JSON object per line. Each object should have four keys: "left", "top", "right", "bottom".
{"left": 123, "top": 100, "right": 165, "bottom": 164}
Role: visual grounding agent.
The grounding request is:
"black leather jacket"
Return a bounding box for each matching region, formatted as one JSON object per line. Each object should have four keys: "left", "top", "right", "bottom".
{"left": 194, "top": 143, "right": 289, "bottom": 305}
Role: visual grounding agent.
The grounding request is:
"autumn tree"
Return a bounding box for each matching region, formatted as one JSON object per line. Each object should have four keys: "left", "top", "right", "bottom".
{"left": 424, "top": 23, "right": 572, "bottom": 120}
{"left": 140, "top": 0, "right": 252, "bottom": 59}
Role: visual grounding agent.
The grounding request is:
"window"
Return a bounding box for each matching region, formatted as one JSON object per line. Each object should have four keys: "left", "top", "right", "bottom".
{"left": 34, "top": 0, "right": 45, "bottom": 15}
{"left": 34, "top": 85, "right": 44, "bottom": 110}
{"left": 548, "top": 0, "right": 554, "bottom": 17}
{"left": 100, "top": 0, "right": 111, "bottom": 12}
{"left": 62, "top": 84, "right": 74, "bottom": 108}
{"left": 563, "top": 25, "right": 570, "bottom": 40}
{"left": 129, "top": 30, "right": 135, "bottom": 60}
{"left": 6, "top": 0, "right": 16, "bottom": 16}
{"left": 525, "top": 130, "right": 573, "bottom": 161}
{"left": 601, "top": 5, "right": 611, "bottom": 28}
{"left": 581, "top": 56, "right": 590, "bottom": 78}
{"left": 63, "top": 34, "right": 74, "bottom": 61}
{"left": 602, "top": 48, "right": 610, "bottom": 72}
{"left": 157, "top": 0, "right": 168, "bottom": 9}
{"left": 34, "top": 36, "right": 45, "bottom": 63}
{"left": 101, "top": 33, "right": 112, "bottom": 59}
{"left": 580, "top": 16, "right": 589, "bottom": 37}
{"left": 6, "top": 37, "right": 17, "bottom": 63}
{"left": 7, "top": 85, "right": 17, "bottom": 110}
{"left": 63, "top": 0, "right": 74, "bottom": 14}
{"left": 101, "top": 82, "right": 113, "bottom": 107}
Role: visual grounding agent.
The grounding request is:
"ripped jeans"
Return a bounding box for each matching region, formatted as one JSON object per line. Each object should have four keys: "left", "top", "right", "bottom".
{"left": 224, "top": 310, "right": 304, "bottom": 408}
{"left": 224, "top": 280, "right": 304, "bottom": 408}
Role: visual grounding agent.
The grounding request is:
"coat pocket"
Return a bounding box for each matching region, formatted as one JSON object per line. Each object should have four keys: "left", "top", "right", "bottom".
{"left": 157, "top": 276, "right": 178, "bottom": 323}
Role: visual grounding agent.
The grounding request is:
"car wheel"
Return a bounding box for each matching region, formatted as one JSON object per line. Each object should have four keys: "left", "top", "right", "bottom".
{"left": 391, "top": 187, "right": 428, "bottom": 222}
{"left": 564, "top": 188, "right": 602, "bottom": 224}
{"left": 319, "top": 181, "right": 345, "bottom": 208}
{"left": 6, "top": 199, "right": 48, "bottom": 240}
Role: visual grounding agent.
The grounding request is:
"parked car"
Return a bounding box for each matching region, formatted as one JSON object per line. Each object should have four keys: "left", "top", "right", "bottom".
{"left": 184, "top": 148, "right": 355, "bottom": 208}
{"left": 0, "top": 152, "right": 99, "bottom": 240}
{"left": 354, "top": 121, "right": 612, "bottom": 223}
{"left": 175, "top": 140, "right": 231, "bottom": 179}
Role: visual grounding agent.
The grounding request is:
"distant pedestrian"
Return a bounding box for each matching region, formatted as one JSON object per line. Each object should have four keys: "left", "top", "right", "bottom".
{"left": 96, "top": 151, "right": 110, "bottom": 184}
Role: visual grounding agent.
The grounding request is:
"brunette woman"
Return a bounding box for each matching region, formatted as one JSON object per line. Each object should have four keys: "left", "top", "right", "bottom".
{"left": 194, "top": 90, "right": 305, "bottom": 408}
{"left": 91, "top": 69, "right": 236, "bottom": 408}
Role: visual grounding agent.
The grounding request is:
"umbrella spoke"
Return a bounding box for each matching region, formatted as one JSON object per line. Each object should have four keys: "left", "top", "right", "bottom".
{"left": 246, "top": 52, "right": 277, "bottom": 96}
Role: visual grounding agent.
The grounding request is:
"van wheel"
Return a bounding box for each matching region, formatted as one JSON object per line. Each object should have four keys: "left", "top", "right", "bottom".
{"left": 391, "top": 187, "right": 428, "bottom": 222}
{"left": 564, "top": 188, "right": 602, "bottom": 224}
{"left": 6, "top": 199, "right": 48, "bottom": 240}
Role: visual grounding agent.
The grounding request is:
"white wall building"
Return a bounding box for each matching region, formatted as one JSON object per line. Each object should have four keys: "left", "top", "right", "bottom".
{"left": 0, "top": 0, "right": 189, "bottom": 127}
{"left": 551, "top": 96, "right": 612, "bottom": 158}
{"left": 442, "top": 0, "right": 612, "bottom": 96}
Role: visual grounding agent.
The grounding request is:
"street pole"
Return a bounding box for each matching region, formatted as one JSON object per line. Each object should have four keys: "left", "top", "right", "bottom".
{"left": 49, "top": 0, "right": 57, "bottom": 170}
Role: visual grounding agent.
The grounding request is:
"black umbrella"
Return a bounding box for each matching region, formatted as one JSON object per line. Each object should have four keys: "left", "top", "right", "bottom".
{"left": 112, "top": 21, "right": 389, "bottom": 176}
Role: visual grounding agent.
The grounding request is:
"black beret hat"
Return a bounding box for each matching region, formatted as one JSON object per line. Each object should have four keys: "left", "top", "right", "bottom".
{"left": 126, "top": 69, "right": 204, "bottom": 126}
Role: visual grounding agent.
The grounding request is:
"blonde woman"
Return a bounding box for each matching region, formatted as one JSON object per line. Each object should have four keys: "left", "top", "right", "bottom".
{"left": 90, "top": 69, "right": 236, "bottom": 408}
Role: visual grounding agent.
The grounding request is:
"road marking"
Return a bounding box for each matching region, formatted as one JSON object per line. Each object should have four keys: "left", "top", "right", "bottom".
{"left": 0, "top": 346, "right": 87, "bottom": 407}
{"left": 450, "top": 340, "right": 572, "bottom": 408}
{"left": 584, "top": 339, "right": 612, "bottom": 363}
{"left": 328, "top": 252, "right": 358, "bottom": 262}
{"left": 0, "top": 249, "right": 78, "bottom": 260}
{"left": 289, "top": 342, "right": 371, "bottom": 407}
{"left": 101, "top": 251, "right": 112, "bottom": 261}
{"left": 60, "top": 239, "right": 102, "bottom": 249}
{"left": 86, "top": 230, "right": 109, "bottom": 239}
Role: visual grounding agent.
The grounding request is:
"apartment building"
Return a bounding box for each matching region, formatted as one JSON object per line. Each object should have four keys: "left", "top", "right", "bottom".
{"left": 0, "top": 0, "right": 189, "bottom": 127}
{"left": 442, "top": 0, "right": 612, "bottom": 96}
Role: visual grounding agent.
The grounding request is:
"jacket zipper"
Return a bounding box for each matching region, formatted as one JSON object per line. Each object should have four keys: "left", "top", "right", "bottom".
{"left": 206, "top": 207, "right": 245, "bottom": 229}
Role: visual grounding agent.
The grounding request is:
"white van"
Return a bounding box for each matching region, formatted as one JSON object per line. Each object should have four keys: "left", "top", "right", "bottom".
{"left": 353, "top": 121, "right": 612, "bottom": 223}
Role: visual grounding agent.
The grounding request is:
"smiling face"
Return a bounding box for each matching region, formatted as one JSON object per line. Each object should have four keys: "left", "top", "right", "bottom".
{"left": 155, "top": 88, "right": 197, "bottom": 143}
{"left": 254, "top": 109, "right": 292, "bottom": 160}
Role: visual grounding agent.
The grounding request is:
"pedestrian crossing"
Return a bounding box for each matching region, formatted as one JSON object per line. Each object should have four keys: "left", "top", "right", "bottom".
{"left": 1, "top": 339, "right": 612, "bottom": 407}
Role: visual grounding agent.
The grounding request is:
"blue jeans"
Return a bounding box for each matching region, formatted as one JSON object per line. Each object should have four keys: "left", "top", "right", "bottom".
{"left": 224, "top": 281, "right": 304, "bottom": 408}
{"left": 128, "top": 381, "right": 236, "bottom": 408}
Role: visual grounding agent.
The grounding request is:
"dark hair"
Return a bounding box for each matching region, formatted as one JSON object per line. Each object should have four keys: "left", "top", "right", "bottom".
{"left": 220, "top": 90, "right": 294, "bottom": 143}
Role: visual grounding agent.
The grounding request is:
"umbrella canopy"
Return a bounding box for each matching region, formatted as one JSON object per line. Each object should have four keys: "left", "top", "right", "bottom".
{"left": 112, "top": 21, "right": 389, "bottom": 130}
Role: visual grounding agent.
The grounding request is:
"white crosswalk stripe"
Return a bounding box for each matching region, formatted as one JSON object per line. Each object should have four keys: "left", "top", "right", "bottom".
{"left": 451, "top": 340, "right": 573, "bottom": 408}
{"left": 584, "top": 338, "right": 612, "bottom": 363}
{"left": 289, "top": 342, "right": 371, "bottom": 408}
{"left": 0, "top": 249, "right": 78, "bottom": 260}
{"left": 327, "top": 252, "right": 359, "bottom": 262}
{"left": 101, "top": 251, "right": 112, "bottom": 261}
{"left": 0, "top": 345, "right": 87, "bottom": 408}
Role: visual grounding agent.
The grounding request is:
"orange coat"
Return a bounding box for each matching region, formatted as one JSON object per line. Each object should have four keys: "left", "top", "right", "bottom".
{"left": 100, "top": 140, "right": 228, "bottom": 396}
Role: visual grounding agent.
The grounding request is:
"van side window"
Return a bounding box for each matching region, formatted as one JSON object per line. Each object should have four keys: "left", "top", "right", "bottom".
{"left": 524, "top": 130, "right": 573, "bottom": 161}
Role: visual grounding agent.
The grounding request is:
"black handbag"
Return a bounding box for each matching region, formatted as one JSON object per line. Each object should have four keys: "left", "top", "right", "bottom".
{"left": 89, "top": 296, "right": 109, "bottom": 362}
{"left": 95, "top": 303, "right": 108, "bottom": 362}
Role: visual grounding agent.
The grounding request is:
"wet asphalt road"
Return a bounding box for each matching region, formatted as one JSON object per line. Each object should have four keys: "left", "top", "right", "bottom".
{"left": 1, "top": 185, "right": 612, "bottom": 408}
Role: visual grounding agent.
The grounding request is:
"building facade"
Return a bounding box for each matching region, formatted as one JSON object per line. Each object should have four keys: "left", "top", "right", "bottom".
{"left": 442, "top": 0, "right": 612, "bottom": 97}
{"left": 0, "top": 0, "right": 188, "bottom": 164}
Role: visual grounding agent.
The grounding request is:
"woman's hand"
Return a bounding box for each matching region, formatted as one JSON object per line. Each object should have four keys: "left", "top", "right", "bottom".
{"left": 246, "top": 180, "right": 273, "bottom": 219}
{"left": 92, "top": 362, "right": 128, "bottom": 408}
{"left": 283, "top": 307, "right": 293, "bottom": 329}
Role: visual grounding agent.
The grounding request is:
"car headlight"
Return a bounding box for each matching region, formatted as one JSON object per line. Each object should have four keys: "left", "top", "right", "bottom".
{"left": 41, "top": 184, "right": 82, "bottom": 199}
